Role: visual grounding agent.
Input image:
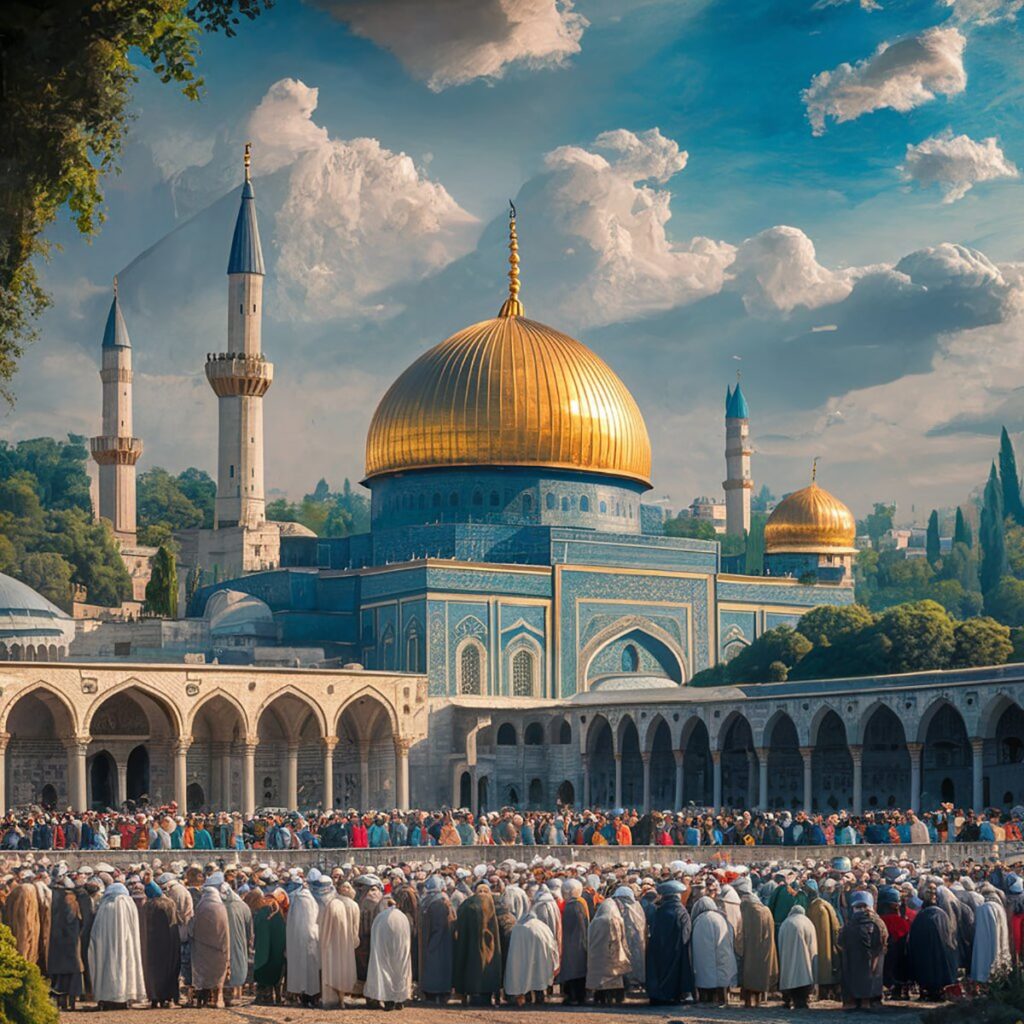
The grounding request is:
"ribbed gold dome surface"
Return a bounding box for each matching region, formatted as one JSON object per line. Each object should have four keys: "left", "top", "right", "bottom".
{"left": 364, "top": 315, "right": 652, "bottom": 485}
{"left": 764, "top": 482, "right": 857, "bottom": 553}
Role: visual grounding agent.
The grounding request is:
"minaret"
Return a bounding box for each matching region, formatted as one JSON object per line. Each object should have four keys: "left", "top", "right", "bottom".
{"left": 723, "top": 377, "right": 752, "bottom": 537}
{"left": 206, "top": 143, "right": 273, "bottom": 529}
{"left": 90, "top": 279, "right": 142, "bottom": 544}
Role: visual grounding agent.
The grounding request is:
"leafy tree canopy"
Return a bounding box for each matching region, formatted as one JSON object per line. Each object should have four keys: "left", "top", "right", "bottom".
{"left": 266, "top": 478, "right": 370, "bottom": 538}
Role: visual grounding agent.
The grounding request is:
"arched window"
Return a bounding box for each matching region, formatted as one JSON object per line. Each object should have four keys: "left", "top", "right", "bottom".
{"left": 561, "top": 496, "right": 570, "bottom": 512}
{"left": 406, "top": 625, "right": 421, "bottom": 673}
{"left": 418, "top": 493, "right": 426, "bottom": 509}
{"left": 459, "top": 643, "right": 482, "bottom": 695}
{"left": 512, "top": 649, "right": 536, "bottom": 697}
{"left": 472, "top": 490, "right": 483, "bottom": 506}
{"left": 622, "top": 644, "right": 640, "bottom": 673}
{"left": 449, "top": 492, "right": 459, "bottom": 507}
{"left": 559, "top": 720, "right": 572, "bottom": 744}
{"left": 524, "top": 722, "right": 544, "bottom": 745}
{"left": 600, "top": 501, "right": 607, "bottom": 514}
{"left": 490, "top": 490, "right": 500, "bottom": 506}
{"left": 381, "top": 624, "right": 395, "bottom": 670}
{"left": 433, "top": 492, "right": 442, "bottom": 508}
{"left": 523, "top": 494, "right": 533, "bottom": 513}
{"left": 497, "top": 723, "right": 517, "bottom": 745}
{"left": 545, "top": 493, "right": 556, "bottom": 510}
{"left": 580, "top": 495, "right": 590, "bottom": 512}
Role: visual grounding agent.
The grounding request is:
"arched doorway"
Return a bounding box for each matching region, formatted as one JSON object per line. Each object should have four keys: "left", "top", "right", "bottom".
{"left": 40, "top": 784, "right": 57, "bottom": 809}
{"left": 187, "top": 782, "right": 205, "bottom": 812}
{"left": 258, "top": 692, "right": 325, "bottom": 810}
{"left": 459, "top": 771, "right": 471, "bottom": 808}
{"left": 586, "top": 717, "right": 614, "bottom": 807}
{"left": 991, "top": 701, "right": 1024, "bottom": 807}
{"left": 812, "top": 711, "right": 852, "bottom": 811}
{"left": 126, "top": 745, "right": 149, "bottom": 803}
{"left": 862, "top": 706, "right": 910, "bottom": 809}
{"left": 191, "top": 694, "right": 246, "bottom": 811}
{"left": 528, "top": 778, "right": 544, "bottom": 808}
{"left": 90, "top": 751, "right": 116, "bottom": 810}
{"left": 720, "top": 715, "right": 754, "bottom": 808}
{"left": 649, "top": 719, "right": 675, "bottom": 809}
{"left": 766, "top": 714, "right": 802, "bottom": 810}
{"left": 4, "top": 688, "right": 76, "bottom": 808}
{"left": 921, "top": 703, "right": 970, "bottom": 811}
{"left": 477, "top": 775, "right": 489, "bottom": 813}
{"left": 337, "top": 695, "right": 396, "bottom": 810}
{"left": 683, "top": 719, "right": 713, "bottom": 806}
{"left": 557, "top": 780, "right": 575, "bottom": 806}
{"left": 619, "top": 719, "right": 642, "bottom": 808}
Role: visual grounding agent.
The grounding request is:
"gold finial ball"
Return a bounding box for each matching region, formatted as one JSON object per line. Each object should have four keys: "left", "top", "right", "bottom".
{"left": 764, "top": 481, "right": 856, "bottom": 554}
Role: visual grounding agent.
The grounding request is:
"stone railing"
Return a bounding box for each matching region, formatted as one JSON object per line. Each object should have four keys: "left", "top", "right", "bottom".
{"left": 89, "top": 435, "right": 143, "bottom": 465}
{"left": 204, "top": 353, "right": 273, "bottom": 397}
{"left": 11, "top": 841, "right": 1020, "bottom": 872}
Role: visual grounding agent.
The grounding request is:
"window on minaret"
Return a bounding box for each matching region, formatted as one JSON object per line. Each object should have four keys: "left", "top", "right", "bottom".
{"left": 512, "top": 649, "right": 535, "bottom": 697}
{"left": 230, "top": 465, "right": 234, "bottom": 478}
{"left": 460, "top": 645, "right": 482, "bottom": 695}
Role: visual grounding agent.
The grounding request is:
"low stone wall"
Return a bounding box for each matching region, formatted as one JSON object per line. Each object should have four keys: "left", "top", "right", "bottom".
{"left": 7, "top": 841, "right": 1021, "bottom": 873}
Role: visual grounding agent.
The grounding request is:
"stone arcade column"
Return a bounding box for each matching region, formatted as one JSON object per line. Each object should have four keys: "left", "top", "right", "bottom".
{"left": 907, "top": 742, "right": 923, "bottom": 812}
{"left": 322, "top": 737, "right": 337, "bottom": 811}
{"left": 174, "top": 739, "right": 191, "bottom": 811}
{"left": 673, "top": 750, "right": 685, "bottom": 810}
{"left": 971, "top": 738, "right": 985, "bottom": 811}
{"left": 641, "top": 753, "right": 651, "bottom": 812}
{"left": 711, "top": 750, "right": 722, "bottom": 810}
{"left": 72, "top": 738, "right": 89, "bottom": 811}
{"left": 581, "top": 754, "right": 590, "bottom": 808}
{"left": 286, "top": 744, "right": 300, "bottom": 810}
{"left": 756, "top": 747, "right": 769, "bottom": 810}
{"left": 613, "top": 753, "right": 623, "bottom": 809}
{"left": 242, "top": 740, "right": 257, "bottom": 817}
{"left": 395, "top": 738, "right": 411, "bottom": 811}
{"left": 849, "top": 744, "right": 863, "bottom": 815}
{"left": 0, "top": 733, "right": 9, "bottom": 813}
{"left": 116, "top": 757, "right": 129, "bottom": 808}
{"left": 359, "top": 742, "right": 370, "bottom": 808}
{"left": 799, "top": 746, "right": 813, "bottom": 813}
{"left": 746, "top": 749, "right": 757, "bottom": 808}
{"left": 220, "top": 745, "right": 233, "bottom": 810}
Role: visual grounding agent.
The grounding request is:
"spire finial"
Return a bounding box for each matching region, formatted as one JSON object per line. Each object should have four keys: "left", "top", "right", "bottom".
{"left": 244, "top": 142, "right": 252, "bottom": 183}
{"left": 498, "top": 200, "right": 524, "bottom": 318}
{"left": 812, "top": 456, "right": 819, "bottom": 483}
{"left": 113, "top": 274, "right": 118, "bottom": 299}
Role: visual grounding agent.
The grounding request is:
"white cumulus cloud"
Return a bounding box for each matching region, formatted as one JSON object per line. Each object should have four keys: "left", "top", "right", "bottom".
{"left": 245, "top": 78, "right": 479, "bottom": 320}
{"left": 902, "top": 129, "right": 1018, "bottom": 202}
{"left": 311, "top": 0, "right": 587, "bottom": 90}
{"left": 941, "top": 0, "right": 1023, "bottom": 23}
{"left": 802, "top": 26, "right": 967, "bottom": 134}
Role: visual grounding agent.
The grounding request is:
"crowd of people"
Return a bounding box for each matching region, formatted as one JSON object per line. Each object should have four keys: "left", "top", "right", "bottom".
{"left": 3, "top": 802, "right": 1023, "bottom": 851}
{"left": 0, "top": 847, "right": 1022, "bottom": 1012}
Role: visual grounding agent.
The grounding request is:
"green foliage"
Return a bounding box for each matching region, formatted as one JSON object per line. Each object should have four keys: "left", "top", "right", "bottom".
{"left": 266, "top": 478, "right": 370, "bottom": 538}
{"left": 954, "top": 506, "right": 973, "bottom": 548}
{"left": 981, "top": 462, "right": 1008, "bottom": 600}
{"left": 858, "top": 502, "right": 895, "bottom": 550}
{"left": 1012, "top": 626, "right": 1024, "bottom": 663}
{"left": 999, "top": 427, "right": 1024, "bottom": 526}
{"left": 926, "top": 509, "right": 941, "bottom": 566}
{"left": 744, "top": 513, "right": 766, "bottom": 575}
{"left": 797, "top": 603, "right": 875, "bottom": 646}
{"left": 984, "top": 576, "right": 1024, "bottom": 628}
{"left": 751, "top": 485, "right": 775, "bottom": 513}
{"left": 0, "top": 437, "right": 91, "bottom": 511}
{"left": 145, "top": 546, "right": 178, "bottom": 618}
{"left": 0, "top": 920, "right": 59, "bottom": 1024}
{"left": 0, "top": 0, "right": 272, "bottom": 396}
{"left": 17, "top": 552, "right": 73, "bottom": 609}
{"left": 873, "top": 600, "right": 955, "bottom": 672}
{"left": 725, "top": 626, "right": 812, "bottom": 683}
{"left": 44, "top": 509, "right": 131, "bottom": 607}
{"left": 952, "top": 615, "right": 1013, "bottom": 668}
{"left": 138, "top": 467, "right": 213, "bottom": 532}
{"left": 720, "top": 533, "right": 745, "bottom": 556}
{"left": 689, "top": 663, "right": 728, "bottom": 688}
{"left": 767, "top": 660, "right": 788, "bottom": 681}
{"left": 664, "top": 516, "right": 718, "bottom": 541}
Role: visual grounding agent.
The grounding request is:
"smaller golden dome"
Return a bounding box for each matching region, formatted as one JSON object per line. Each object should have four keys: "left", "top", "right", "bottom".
{"left": 764, "top": 481, "right": 857, "bottom": 554}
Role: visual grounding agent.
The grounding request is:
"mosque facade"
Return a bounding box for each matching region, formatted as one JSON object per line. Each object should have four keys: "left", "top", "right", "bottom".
{"left": 1, "top": 155, "right": 1020, "bottom": 819}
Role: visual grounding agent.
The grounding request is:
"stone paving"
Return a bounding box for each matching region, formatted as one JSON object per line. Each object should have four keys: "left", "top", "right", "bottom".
{"left": 65, "top": 995, "right": 939, "bottom": 1023}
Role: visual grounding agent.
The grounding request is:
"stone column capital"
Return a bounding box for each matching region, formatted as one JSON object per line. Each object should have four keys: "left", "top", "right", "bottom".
{"left": 906, "top": 742, "right": 924, "bottom": 756}
{"left": 322, "top": 736, "right": 339, "bottom": 752}
{"left": 970, "top": 737, "right": 985, "bottom": 755}
{"left": 175, "top": 738, "right": 193, "bottom": 755}
{"left": 710, "top": 749, "right": 722, "bottom": 765}
{"left": 613, "top": 752, "right": 622, "bottom": 762}
{"left": 394, "top": 736, "right": 414, "bottom": 754}
{"left": 799, "top": 746, "right": 814, "bottom": 760}
{"left": 848, "top": 743, "right": 863, "bottom": 762}
{"left": 242, "top": 738, "right": 259, "bottom": 754}
{"left": 640, "top": 751, "right": 651, "bottom": 764}
{"left": 673, "top": 748, "right": 684, "bottom": 765}
{"left": 754, "top": 746, "right": 769, "bottom": 760}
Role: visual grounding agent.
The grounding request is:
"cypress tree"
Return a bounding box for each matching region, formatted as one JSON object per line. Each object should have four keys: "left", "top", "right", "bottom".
{"left": 926, "top": 510, "right": 941, "bottom": 566}
{"left": 999, "top": 427, "right": 1024, "bottom": 525}
{"left": 981, "top": 463, "right": 1008, "bottom": 598}
{"left": 144, "top": 545, "right": 178, "bottom": 618}
{"left": 953, "top": 506, "right": 972, "bottom": 548}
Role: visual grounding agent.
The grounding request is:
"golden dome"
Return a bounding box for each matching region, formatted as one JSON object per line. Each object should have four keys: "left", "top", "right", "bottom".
{"left": 364, "top": 208, "right": 652, "bottom": 486}
{"left": 764, "top": 481, "right": 857, "bottom": 554}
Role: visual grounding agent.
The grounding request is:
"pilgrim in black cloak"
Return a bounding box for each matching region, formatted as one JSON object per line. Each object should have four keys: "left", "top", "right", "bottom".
{"left": 557, "top": 878, "right": 589, "bottom": 1006}
{"left": 909, "top": 888, "right": 959, "bottom": 1000}
{"left": 837, "top": 891, "right": 888, "bottom": 1009}
{"left": 47, "top": 879, "right": 83, "bottom": 1010}
{"left": 452, "top": 883, "right": 503, "bottom": 1006}
{"left": 76, "top": 880, "right": 101, "bottom": 997}
{"left": 417, "top": 875, "right": 455, "bottom": 1003}
{"left": 139, "top": 881, "right": 181, "bottom": 1008}
{"left": 646, "top": 881, "right": 694, "bottom": 1006}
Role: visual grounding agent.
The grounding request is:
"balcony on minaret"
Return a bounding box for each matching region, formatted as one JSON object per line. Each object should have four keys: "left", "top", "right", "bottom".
{"left": 90, "top": 435, "right": 143, "bottom": 466}
{"left": 205, "top": 352, "right": 274, "bottom": 397}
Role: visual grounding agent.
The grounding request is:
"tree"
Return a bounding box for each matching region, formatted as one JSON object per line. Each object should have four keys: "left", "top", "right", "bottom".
{"left": 176, "top": 467, "right": 215, "bottom": 527}
{"left": 137, "top": 468, "right": 205, "bottom": 531}
{"left": 0, "top": 0, "right": 272, "bottom": 398}
{"left": 145, "top": 546, "right": 178, "bottom": 618}
{"left": 951, "top": 616, "right": 1012, "bottom": 668}
{"left": 859, "top": 503, "right": 896, "bottom": 550}
{"left": 0, "top": 920, "right": 59, "bottom": 1024}
{"left": 744, "top": 513, "right": 766, "bottom": 575}
{"left": 984, "top": 576, "right": 1024, "bottom": 627}
{"left": 797, "top": 604, "right": 875, "bottom": 646}
{"left": 307, "top": 478, "right": 331, "bottom": 503}
{"left": 726, "top": 626, "right": 812, "bottom": 683}
{"left": 751, "top": 485, "right": 775, "bottom": 513}
{"left": 0, "top": 436, "right": 92, "bottom": 511}
{"left": 999, "top": 427, "right": 1024, "bottom": 526}
{"left": 926, "top": 509, "right": 941, "bottom": 566}
{"left": 767, "top": 661, "right": 788, "bottom": 682}
{"left": 954, "top": 506, "right": 973, "bottom": 548}
{"left": 872, "top": 600, "right": 955, "bottom": 673}
{"left": 44, "top": 508, "right": 131, "bottom": 607}
{"left": 16, "top": 552, "right": 73, "bottom": 610}
{"left": 664, "top": 517, "right": 718, "bottom": 541}
{"left": 981, "top": 462, "right": 1008, "bottom": 603}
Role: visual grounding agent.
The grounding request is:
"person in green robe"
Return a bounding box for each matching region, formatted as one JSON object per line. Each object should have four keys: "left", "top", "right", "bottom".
{"left": 452, "top": 882, "right": 503, "bottom": 1006}
{"left": 251, "top": 891, "right": 287, "bottom": 1005}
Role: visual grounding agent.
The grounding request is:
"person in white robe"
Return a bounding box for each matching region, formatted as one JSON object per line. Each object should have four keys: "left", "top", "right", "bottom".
{"left": 88, "top": 882, "right": 146, "bottom": 1008}
{"left": 286, "top": 886, "right": 321, "bottom": 1004}
{"left": 778, "top": 904, "right": 818, "bottom": 1009}
{"left": 364, "top": 900, "right": 412, "bottom": 1008}
{"left": 220, "top": 885, "right": 253, "bottom": 1004}
{"left": 502, "top": 883, "right": 530, "bottom": 922}
{"left": 504, "top": 907, "right": 559, "bottom": 1004}
{"left": 691, "top": 896, "right": 737, "bottom": 1004}
{"left": 531, "top": 887, "right": 562, "bottom": 949}
{"left": 612, "top": 885, "right": 647, "bottom": 989}
{"left": 585, "top": 897, "right": 631, "bottom": 1004}
{"left": 319, "top": 888, "right": 360, "bottom": 1008}
{"left": 971, "top": 887, "right": 1011, "bottom": 985}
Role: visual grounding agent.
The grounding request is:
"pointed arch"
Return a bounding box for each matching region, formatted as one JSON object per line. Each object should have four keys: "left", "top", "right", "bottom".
{"left": 979, "top": 693, "right": 1022, "bottom": 739}
{"left": 809, "top": 704, "right": 846, "bottom": 746}
{"left": 759, "top": 708, "right": 805, "bottom": 749}
{"left": 578, "top": 616, "right": 687, "bottom": 691}
{"left": 334, "top": 685, "right": 400, "bottom": 740}
{"left": 0, "top": 682, "right": 79, "bottom": 734}
{"left": 83, "top": 679, "right": 183, "bottom": 737}
{"left": 916, "top": 697, "right": 966, "bottom": 745}
{"left": 185, "top": 688, "right": 251, "bottom": 737}
{"left": 256, "top": 686, "right": 327, "bottom": 741}
{"left": 641, "top": 712, "right": 671, "bottom": 754}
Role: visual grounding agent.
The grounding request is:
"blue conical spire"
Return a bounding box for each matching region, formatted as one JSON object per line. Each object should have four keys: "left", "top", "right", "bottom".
{"left": 227, "top": 144, "right": 265, "bottom": 276}
{"left": 728, "top": 380, "right": 749, "bottom": 419}
{"left": 102, "top": 280, "right": 131, "bottom": 349}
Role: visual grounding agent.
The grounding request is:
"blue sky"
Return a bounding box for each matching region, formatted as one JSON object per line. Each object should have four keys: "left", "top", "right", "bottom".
{"left": 9, "top": 0, "right": 1024, "bottom": 518}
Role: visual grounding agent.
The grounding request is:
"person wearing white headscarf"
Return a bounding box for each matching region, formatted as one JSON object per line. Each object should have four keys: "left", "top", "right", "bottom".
{"left": 585, "top": 897, "right": 631, "bottom": 1004}
{"left": 778, "top": 904, "right": 818, "bottom": 1009}
{"left": 502, "top": 882, "right": 530, "bottom": 922}
{"left": 971, "top": 886, "right": 1011, "bottom": 984}
{"left": 611, "top": 885, "right": 646, "bottom": 989}
{"left": 504, "top": 903, "right": 559, "bottom": 1004}
{"left": 88, "top": 882, "right": 146, "bottom": 1008}
{"left": 691, "top": 896, "right": 737, "bottom": 1004}
{"left": 531, "top": 887, "right": 562, "bottom": 953}
{"left": 365, "top": 899, "right": 412, "bottom": 1008}
{"left": 319, "top": 883, "right": 360, "bottom": 1007}
{"left": 220, "top": 884, "right": 253, "bottom": 1005}
{"left": 286, "top": 886, "right": 321, "bottom": 1004}
{"left": 190, "top": 881, "right": 230, "bottom": 1008}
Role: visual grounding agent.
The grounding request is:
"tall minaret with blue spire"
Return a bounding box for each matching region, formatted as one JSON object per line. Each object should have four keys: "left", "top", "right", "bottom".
{"left": 723, "top": 377, "right": 752, "bottom": 537}
{"left": 206, "top": 143, "right": 273, "bottom": 529}
{"left": 90, "top": 279, "right": 142, "bottom": 543}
